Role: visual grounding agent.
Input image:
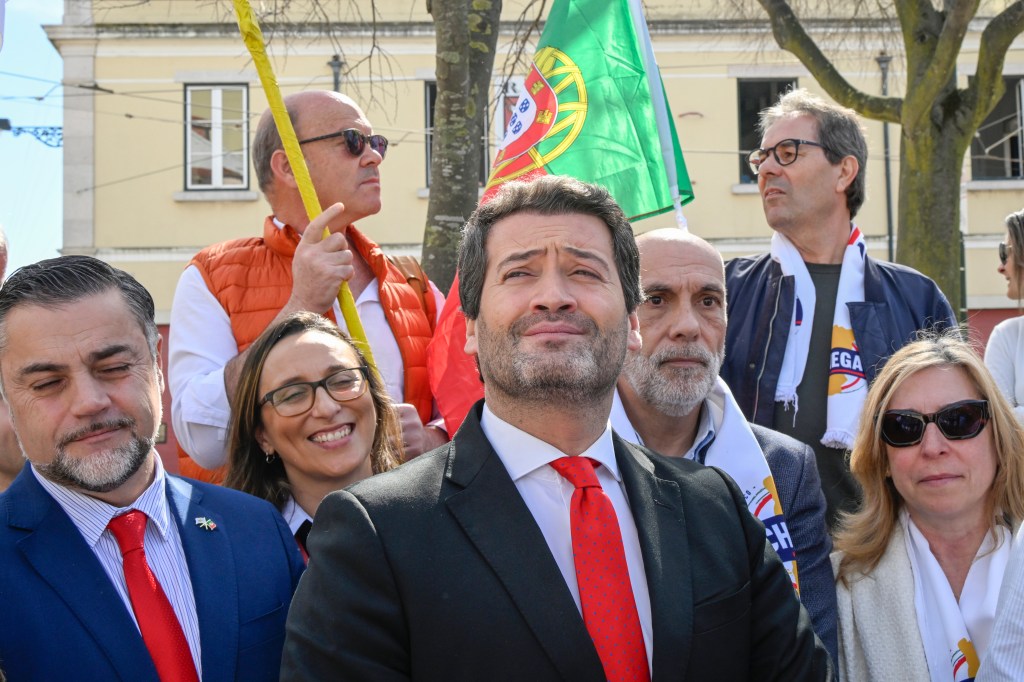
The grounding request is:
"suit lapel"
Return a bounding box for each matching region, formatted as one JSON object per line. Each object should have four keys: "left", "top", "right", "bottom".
{"left": 166, "top": 477, "right": 239, "bottom": 682}
{"left": 616, "top": 438, "right": 693, "bottom": 682}
{"left": 7, "top": 471, "right": 156, "bottom": 681}
{"left": 444, "top": 406, "right": 605, "bottom": 680}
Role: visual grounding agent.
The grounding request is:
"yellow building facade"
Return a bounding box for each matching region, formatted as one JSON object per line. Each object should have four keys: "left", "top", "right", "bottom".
{"left": 45, "top": 0, "right": 1024, "bottom": 456}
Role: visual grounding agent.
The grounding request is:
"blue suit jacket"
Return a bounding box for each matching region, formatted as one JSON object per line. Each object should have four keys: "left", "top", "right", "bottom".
{"left": 749, "top": 424, "right": 837, "bottom": 667}
{"left": 0, "top": 464, "right": 305, "bottom": 681}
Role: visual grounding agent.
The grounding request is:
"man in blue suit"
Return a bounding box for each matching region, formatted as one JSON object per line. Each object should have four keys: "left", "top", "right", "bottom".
{"left": 611, "top": 229, "right": 837, "bottom": 663}
{"left": 0, "top": 256, "right": 305, "bottom": 681}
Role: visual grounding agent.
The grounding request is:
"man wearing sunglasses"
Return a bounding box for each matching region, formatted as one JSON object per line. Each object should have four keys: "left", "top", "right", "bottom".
{"left": 721, "top": 88, "right": 956, "bottom": 531}
{"left": 168, "top": 90, "right": 447, "bottom": 480}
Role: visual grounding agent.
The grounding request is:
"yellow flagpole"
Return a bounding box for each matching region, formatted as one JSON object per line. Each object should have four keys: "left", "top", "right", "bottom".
{"left": 232, "top": 0, "right": 377, "bottom": 371}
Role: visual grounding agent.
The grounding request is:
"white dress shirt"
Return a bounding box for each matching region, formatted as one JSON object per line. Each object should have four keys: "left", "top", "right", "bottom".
{"left": 280, "top": 496, "right": 313, "bottom": 536}
{"left": 480, "top": 404, "right": 654, "bottom": 669}
{"left": 168, "top": 237, "right": 446, "bottom": 469}
{"left": 976, "top": 522, "right": 1024, "bottom": 682}
{"left": 33, "top": 456, "right": 202, "bottom": 677}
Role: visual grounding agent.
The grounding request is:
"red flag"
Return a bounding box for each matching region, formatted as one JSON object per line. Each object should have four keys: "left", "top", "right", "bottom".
{"left": 427, "top": 273, "right": 484, "bottom": 434}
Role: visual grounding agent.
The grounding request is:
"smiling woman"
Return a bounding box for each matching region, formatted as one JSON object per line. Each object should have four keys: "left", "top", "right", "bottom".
{"left": 831, "top": 332, "right": 1024, "bottom": 682}
{"left": 223, "top": 311, "right": 402, "bottom": 559}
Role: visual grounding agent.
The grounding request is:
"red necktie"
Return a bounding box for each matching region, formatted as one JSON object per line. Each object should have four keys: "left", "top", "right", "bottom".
{"left": 549, "top": 457, "right": 650, "bottom": 682}
{"left": 107, "top": 511, "right": 199, "bottom": 682}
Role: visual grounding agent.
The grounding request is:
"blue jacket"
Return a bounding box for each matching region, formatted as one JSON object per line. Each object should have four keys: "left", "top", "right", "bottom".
{"left": 723, "top": 253, "right": 957, "bottom": 426}
{"left": 0, "top": 464, "right": 306, "bottom": 682}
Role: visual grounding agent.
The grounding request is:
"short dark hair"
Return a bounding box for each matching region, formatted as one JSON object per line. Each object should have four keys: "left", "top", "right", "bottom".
{"left": 458, "top": 176, "right": 643, "bottom": 319}
{"left": 758, "top": 88, "right": 868, "bottom": 218}
{"left": 252, "top": 102, "right": 301, "bottom": 194}
{"left": 0, "top": 255, "right": 158, "bottom": 356}
{"left": 223, "top": 311, "right": 402, "bottom": 510}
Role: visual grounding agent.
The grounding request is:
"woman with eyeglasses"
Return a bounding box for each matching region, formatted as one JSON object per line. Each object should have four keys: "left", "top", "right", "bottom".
{"left": 985, "top": 208, "right": 1024, "bottom": 422}
{"left": 224, "top": 311, "right": 403, "bottom": 560}
{"left": 832, "top": 333, "right": 1024, "bottom": 682}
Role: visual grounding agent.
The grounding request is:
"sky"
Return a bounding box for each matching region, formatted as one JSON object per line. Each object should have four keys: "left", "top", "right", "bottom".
{"left": 0, "top": 0, "right": 64, "bottom": 277}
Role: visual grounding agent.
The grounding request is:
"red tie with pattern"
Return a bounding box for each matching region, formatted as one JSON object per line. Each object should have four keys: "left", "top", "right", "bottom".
{"left": 107, "top": 511, "right": 199, "bottom": 682}
{"left": 549, "top": 456, "right": 650, "bottom": 682}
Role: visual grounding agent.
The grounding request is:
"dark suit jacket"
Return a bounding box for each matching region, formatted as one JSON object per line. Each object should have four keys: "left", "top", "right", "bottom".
{"left": 751, "top": 424, "right": 837, "bottom": 665}
{"left": 282, "top": 403, "right": 832, "bottom": 681}
{"left": 0, "top": 463, "right": 306, "bottom": 681}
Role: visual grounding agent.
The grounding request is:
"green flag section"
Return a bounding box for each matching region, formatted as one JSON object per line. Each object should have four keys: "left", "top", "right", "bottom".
{"left": 483, "top": 0, "right": 694, "bottom": 221}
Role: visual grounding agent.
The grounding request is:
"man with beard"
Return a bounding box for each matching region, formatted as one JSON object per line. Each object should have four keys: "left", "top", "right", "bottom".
{"left": 611, "top": 228, "right": 836, "bottom": 664}
{"left": 282, "top": 176, "right": 832, "bottom": 681}
{"left": 169, "top": 90, "right": 446, "bottom": 482}
{"left": 0, "top": 256, "right": 305, "bottom": 681}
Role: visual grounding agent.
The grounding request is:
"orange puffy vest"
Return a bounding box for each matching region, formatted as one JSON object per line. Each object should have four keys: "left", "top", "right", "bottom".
{"left": 177, "top": 217, "right": 437, "bottom": 483}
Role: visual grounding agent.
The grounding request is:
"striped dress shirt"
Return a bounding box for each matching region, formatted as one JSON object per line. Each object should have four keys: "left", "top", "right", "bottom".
{"left": 32, "top": 456, "right": 202, "bottom": 677}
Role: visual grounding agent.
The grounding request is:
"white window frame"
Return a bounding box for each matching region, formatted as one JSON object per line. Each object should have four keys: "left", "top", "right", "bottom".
{"left": 185, "top": 84, "right": 249, "bottom": 190}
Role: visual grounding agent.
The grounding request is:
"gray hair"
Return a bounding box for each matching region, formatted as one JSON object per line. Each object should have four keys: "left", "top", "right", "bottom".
{"left": 252, "top": 102, "right": 301, "bottom": 194}
{"left": 0, "top": 256, "right": 158, "bottom": 357}
{"left": 758, "top": 88, "right": 868, "bottom": 218}
{"left": 457, "top": 176, "right": 643, "bottom": 320}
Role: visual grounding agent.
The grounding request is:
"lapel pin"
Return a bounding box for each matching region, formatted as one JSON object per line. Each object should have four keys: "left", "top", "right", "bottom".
{"left": 195, "top": 517, "right": 217, "bottom": 531}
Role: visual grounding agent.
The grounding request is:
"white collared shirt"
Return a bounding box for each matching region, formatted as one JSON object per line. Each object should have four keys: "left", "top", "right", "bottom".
{"left": 280, "top": 495, "right": 313, "bottom": 537}
{"left": 33, "top": 455, "right": 202, "bottom": 677}
{"left": 480, "top": 404, "right": 654, "bottom": 669}
{"left": 610, "top": 389, "right": 717, "bottom": 462}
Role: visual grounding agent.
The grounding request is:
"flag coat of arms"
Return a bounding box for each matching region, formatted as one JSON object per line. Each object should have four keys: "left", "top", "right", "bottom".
{"left": 428, "top": 0, "right": 694, "bottom": 434}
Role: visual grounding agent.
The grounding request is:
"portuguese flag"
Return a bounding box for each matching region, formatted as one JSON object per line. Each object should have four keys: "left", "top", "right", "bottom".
{"left": 427, "top": 0, "right": 694, "bottom": 435}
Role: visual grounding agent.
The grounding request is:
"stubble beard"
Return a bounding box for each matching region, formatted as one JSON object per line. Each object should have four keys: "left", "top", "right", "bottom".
{"left": 476, "top": 311, "right": 629, "bottom": 407}
{"left": 33, "top": 418, "right": 153, "bottom": 494}
{"left": 622, "top": 343, "right": 725, "bottom": 417}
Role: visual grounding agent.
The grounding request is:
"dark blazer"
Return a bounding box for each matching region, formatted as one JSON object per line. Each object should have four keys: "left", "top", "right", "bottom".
{"left": 0, "top": 463, "right": 305, "bottom": 682}
{"left": 282, "top": 403, "right": 833, "bottom": 681}
{"left": 751, "top": 424, "right": 837, "bottom": 665}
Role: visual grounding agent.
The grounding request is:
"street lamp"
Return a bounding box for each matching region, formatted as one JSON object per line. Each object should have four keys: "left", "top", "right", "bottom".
{"left": 328, "top": 55, "right": 345, "bottom": 93}
{"left": 876, "top": 51, "right": 895, "bottom": 262}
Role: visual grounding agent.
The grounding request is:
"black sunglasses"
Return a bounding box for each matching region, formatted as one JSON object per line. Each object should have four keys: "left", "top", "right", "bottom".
{"left": 298, "top": 128, "right": 389, "bottom": 160}
{"left": 1000, "top": 241, "right": 1012, "bottom": 266}
{"left": 747, "top": 138, "right": 832, "bottom": 175}
{"left": 878, "top": 399, "right": 990, "bottom": 447}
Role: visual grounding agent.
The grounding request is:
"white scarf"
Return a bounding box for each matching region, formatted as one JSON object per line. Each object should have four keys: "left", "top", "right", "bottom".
{"left": 902, "top": 510, "right": 1011, "bottom": 682}
{"left": 610, "top": 379, "right": 799, "bottom": 591}
{"left": 770, "top": 227, "right": 867, "bottom": 450}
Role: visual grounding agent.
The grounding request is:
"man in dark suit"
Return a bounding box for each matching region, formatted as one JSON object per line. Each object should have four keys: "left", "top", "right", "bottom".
{"left": 611, "top": 228, "right": 837, "bottom": 663}
{"left": 0, "top": 256, "right": 305, "bottom": 681}
{"left": 282, "top": 176, "right": 832, "bottom": 681}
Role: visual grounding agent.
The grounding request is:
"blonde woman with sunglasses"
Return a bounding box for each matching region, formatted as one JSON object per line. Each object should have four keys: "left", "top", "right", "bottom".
{"left": 832, "top": 333, "right": 1024, "bottom": 682}
{"left": 985, "top": 209, "right": 1024, "bottom": 423}
{"left": 224, "top": 312, "right": 402, "bottom": 560}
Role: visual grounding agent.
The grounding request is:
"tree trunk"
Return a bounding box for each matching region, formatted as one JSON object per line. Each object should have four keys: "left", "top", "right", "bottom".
{"left": 896, "top": 122, "right": 970, "bottom": 319}
{"left": 422, "top": 0, "right": 503, "bottom": 292}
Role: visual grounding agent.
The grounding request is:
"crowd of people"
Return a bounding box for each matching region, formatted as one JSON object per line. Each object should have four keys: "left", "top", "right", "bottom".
{"left": 1, "top": 85, "right": 1023, "bottom": 681}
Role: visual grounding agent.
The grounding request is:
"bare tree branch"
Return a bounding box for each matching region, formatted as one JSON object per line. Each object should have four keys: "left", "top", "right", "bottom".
{"left": 757, "top": 0, "right": 901, "bottom": 122}
{"left": 966, "top": 0, "right": 1024, "bottom": 130}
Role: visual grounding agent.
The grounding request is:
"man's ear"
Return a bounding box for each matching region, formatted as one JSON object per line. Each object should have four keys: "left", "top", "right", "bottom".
{"left": 270, "top": 149, "right": 298, "bottom": 189}
{"left": 464, "top": 317, "right": 479, "bottom": 357}
{"left": 626, "top": 312, "right": 642, "bottom": 353}
{"left": 836, "top": 155, "right": 859, "bottom": 194}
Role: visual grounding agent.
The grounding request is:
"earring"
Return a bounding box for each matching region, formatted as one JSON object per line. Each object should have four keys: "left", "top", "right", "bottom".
{"left": 264, "top": 451, "right": 277, "bottom": 464}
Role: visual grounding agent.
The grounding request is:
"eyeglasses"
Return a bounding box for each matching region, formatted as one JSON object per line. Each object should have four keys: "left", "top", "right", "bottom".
{"left": 747, "top": 138, "right": 832, "bottom": 175}
{"left": 878, "top": 399, "right": 990, "bottom": 447}
{"left": 298, "top": 128, "right": 389, "bottom": 160}
{"left": 259, "top": 367, "right": 369, "bottom": 417}
{"left": 1000, "top": 242, "right": 1012, "bottom": 266}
